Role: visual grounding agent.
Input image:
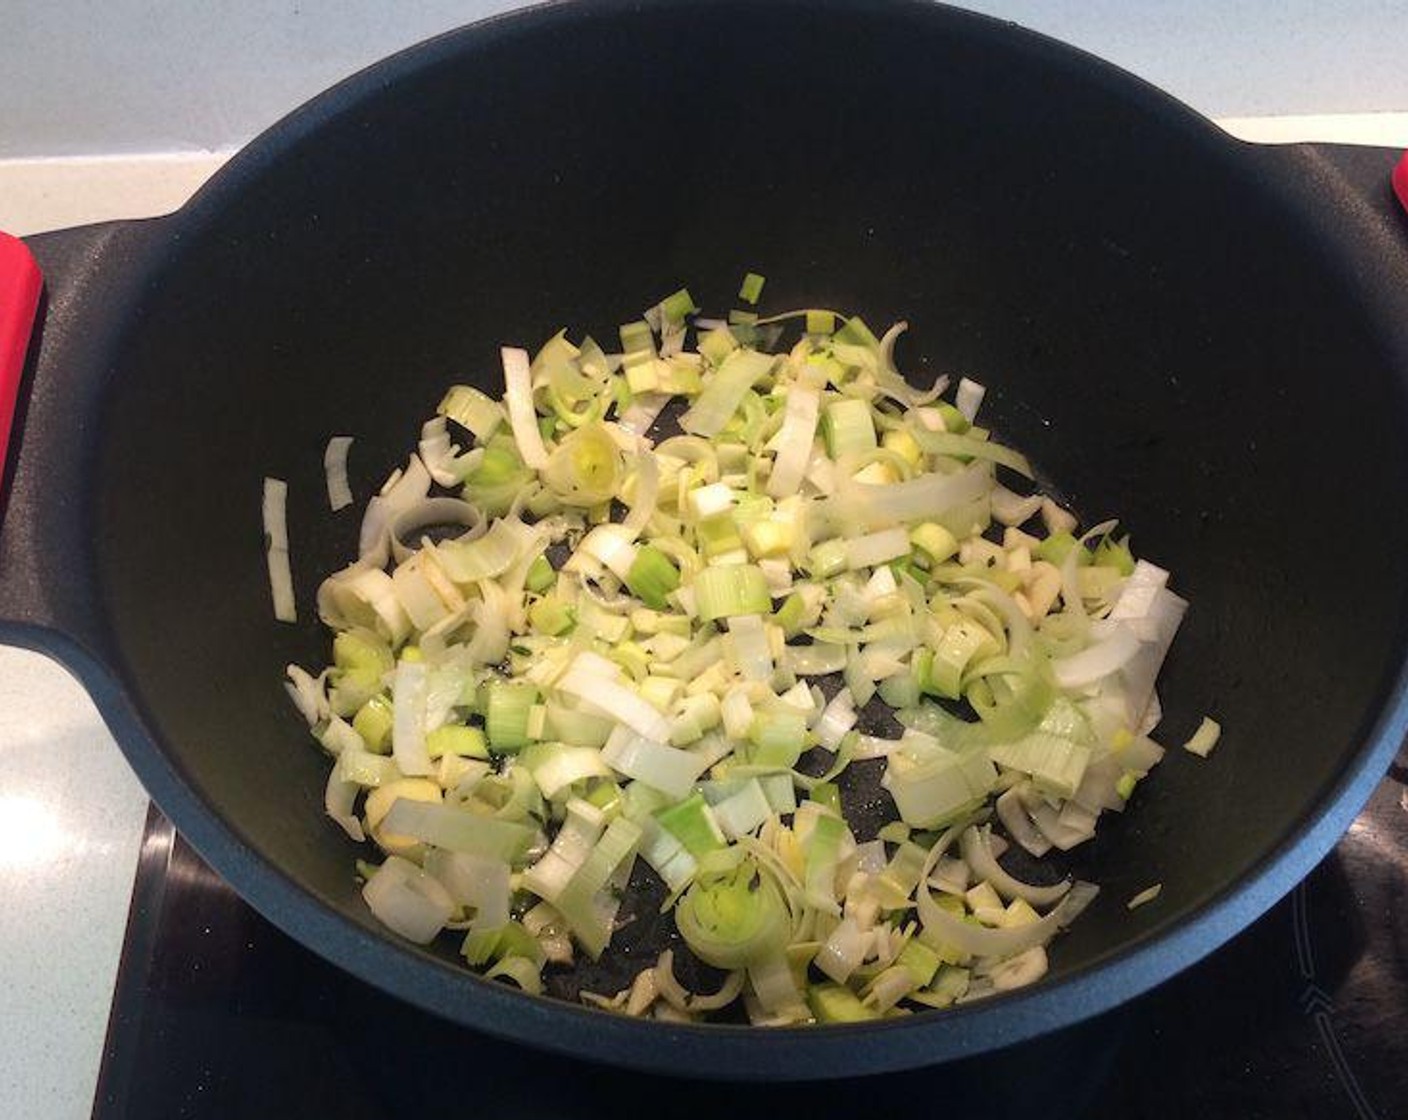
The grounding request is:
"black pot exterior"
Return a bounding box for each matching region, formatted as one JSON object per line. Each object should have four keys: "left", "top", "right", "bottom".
{"left": 3, "top": 0, "right": 1408, "bottom": 1078}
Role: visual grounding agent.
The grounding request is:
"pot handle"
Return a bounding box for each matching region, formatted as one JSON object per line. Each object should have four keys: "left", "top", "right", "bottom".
{"left": 0, "top": 232, "right": 43, "bottom": 497}
{"left": 0, "top": 219, "right": 158, "bottom": 659}
{"left": 1395, "top": 150, "right": 1408, "bottom": 215}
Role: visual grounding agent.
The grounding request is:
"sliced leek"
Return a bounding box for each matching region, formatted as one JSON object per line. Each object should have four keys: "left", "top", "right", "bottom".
{"left": 283, "top": 277, "right": 1199, "bottom": 1025}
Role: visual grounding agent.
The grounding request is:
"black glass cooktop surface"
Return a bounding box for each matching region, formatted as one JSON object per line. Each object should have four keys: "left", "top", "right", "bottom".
{"left": 92, "top": 757, "right": 1406, "bottom": 1120}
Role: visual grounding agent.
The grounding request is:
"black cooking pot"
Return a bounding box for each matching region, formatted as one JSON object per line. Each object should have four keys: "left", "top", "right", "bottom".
{"left": 3, "top": 0, "right": 1407, "bottom": 1079}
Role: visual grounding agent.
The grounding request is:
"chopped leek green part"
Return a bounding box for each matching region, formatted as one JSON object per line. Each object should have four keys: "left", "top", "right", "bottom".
{"left": 824, "top": 398, "right": 878, "bottom": 459}
{"left": 585, "top": 778, "right": 623, "bottom": 814}
{"left": 661, "top": 287, "right": 698, "bottom": 324}
{"left": 897, "top": 938, "right": 941, "bottom": 988}
{"left": 911, "top": 430, "right": 1033, "bottom": 477}
{"left": 877, "top": 820, "right": 911, "bottom": 844}
{"left": 738, "top": 272, "right": 766, "bottom": 305}
{"left": 747, "top": 710, "right": 808, "bottom": 769}
{"left": 334, "top": 630, "right": 393, "bottom": 677}
{"left": 804, "top": 811, "right": 846, "bottom": 911}
{"left": 1093, "top": 534, "right": 1136, "bottom": 576}
{"left": 657, "top": 792, "right": 726, "bottom": 857}
{"left": 352, "top": 694, "right": 394, "bottom": 753}
{"left": 876, "top": 840, "right": 930, "bottom": 906}
{"left": 809, "top": 781, "right": 841, "bottom": 815}
{"left": 525, "top": 554, "right": 555, "bottom": 594}
{"left": 486, "top": 955, "right": 545, "bottom": 994}
{"left": 694, "top": 564, "right": 771, "bottom": 621}
{"left": 909, "top": 522, "right": 959, "bottom": 565}
{"left": 486, "top": 680, "right": 539, "bottom": 752}
{"left": 680, "top": 348, "right": 776, "bottom": 437}
{"left": 807, "top": 539, "right": 849, "bottom": 580}
{"left": 934, "top": 402, "right": 970, "bottom": 434}
{"left": 554, "top": 815, "right": 643, "bottom": 957}
{"left": 877, "top": 670, "right": 921, "bottom": 710}
{"left": 528, "top": 595, "right": 575, "bottom": 636}
{"left": 426, "top": 724, "right": 489, "bottom": 760}
{"left": 626, "top": 545, "right": 681, "bottom": 610}
{"left": 620, "top": 319, "right": 655, "bottom": 356}
{"left": 808, "top": 983, "right": 881, "bottom": 1023}
{"left": 698, "top": 325, "right": 738, "bottom": 367}
{"left": 834, "top": 315, "right": 880, "bottom": 350}
{"left": 462, "top": 919, "right": 543, "bottom": 967}
{"left": 772, "top": 592, "right": 808, "bottom": 637}
{"left": 1035, "top": 531, "right": 1083, "bottom": 567}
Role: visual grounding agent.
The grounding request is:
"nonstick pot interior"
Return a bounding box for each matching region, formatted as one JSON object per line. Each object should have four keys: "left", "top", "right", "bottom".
{"left": 80, "top": 0, "right": 1408, "bottom": 1074}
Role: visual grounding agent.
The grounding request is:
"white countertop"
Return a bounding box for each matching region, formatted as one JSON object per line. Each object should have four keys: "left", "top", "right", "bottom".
{"left": 1, "top": 112, "right": 1404, "bottom": 1119}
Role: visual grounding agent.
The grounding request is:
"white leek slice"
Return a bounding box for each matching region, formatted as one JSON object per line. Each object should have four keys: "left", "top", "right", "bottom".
{"left": 725, "top": 615, "right": 773, "bottom": 682}
{"left": 711, "top": 779, "right": 773, "bottom": 839}
{"left": 618, "top": 391, "right": 671, "bottom": 437}
{"left": 323, "top": 436, "right": 355, "bottom": 511}
{"left": 284, "top": 664, "right": 327, "bottom": 727}
{"left": 1109, "top": 559, "right": 1170, "bottom": 639}
{"left": 435, "top": 517, "right": 526, "bottom": 583}
{"left": 814, "top": 687, "right": 858, "bottom": 751}
{"left": 1127, "top": 883, "right": 1163, "bottom": 910}
{"left": 995, "top": 784, "right": 1052, "bottom": 857}
{"left": 621, "top": 450, "right": 660, "bottom": 539}
{"left": 523, "top": 799, "right": 607, "bottom": 902}
{"left": 337, "top": 745, "right": 401, "bottom": 788}
{"left": 362, "top": 855, "right": 455, "bottom": 944}
{"left": 990, "top": 484, "right": 1041, "bottom": 527}
{"left": 263, "top": 477, "right": 296, "bottom": 622}
{"left": 389, "top": 498, "right": 483, "bottom": 565}
{"left": 391, "top": 661, "right": 433, "bottom": 777}
{"left": 831, "top": 461, "right": 992, "bottom": 531}
{"left": 985, "top": 945, "right": 1048, "bottom": 991}
{"left": 1052, "top": 623, "right": 1142, "bottom": 689}
{"left": 529, "top": 746, "right": 613, "bottom": 800}
{"left": 316, "top": 564, "right": 411, "bottom": 644}
{"left": 959, "top": 824, "right": 1070, "bottom": 907}
{"left": 324, "top": 764, "right": 365, "bottom": 842}
{"left": 557, "top": 658, "right": 672, "bottom": 743}
{"left": 418, "top": 416, "right": 470, "bottom": 487}
{"left": 1183, "top": 716, "right": 1222, "bottom": 758}
{"left": 382, "top": 798, "right": 533, "bottom": 860}
{"left": 1118, "top": 589, "right": 1188, "bottom": 728}
{"left": 846, "top": 527, "right": 911, "bottom": 570}
{"left": 917, "top": 836, "right": 1097, "bottom": 958}
{"left": 424, "top": 850, "right": 511, "bottom": 929}
{"left": 882, "top": 745, "right": 996, "bottom": 828}
{"left": 501, "top": 345, "right": 550, "bottom": 469}
{"left": 359, "top": 455, "right": 431, "bottom": 565}
{"left": 680, "top": 348, "right": 775, "bottom": 437}
{"left": 814, "top": 917, "right": 867, "bottom": 983}
{"left": 955, "top": 377, "right": 986, "bottom": 422}
{"left": 767, "top": 384, "right": 820, "bottom": 499}
{"left": 601, "top": 726, "right": 709, "bottom": 800}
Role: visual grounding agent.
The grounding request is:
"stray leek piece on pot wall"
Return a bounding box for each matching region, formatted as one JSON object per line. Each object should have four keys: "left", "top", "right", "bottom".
{"left": 275, "top": 275, "right": 1201, "bottom": 1024}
